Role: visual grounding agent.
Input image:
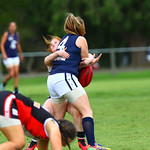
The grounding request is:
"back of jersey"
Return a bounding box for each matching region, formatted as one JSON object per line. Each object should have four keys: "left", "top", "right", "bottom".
{"left": 50, "top": 34, "right": 81, "bottom": 77}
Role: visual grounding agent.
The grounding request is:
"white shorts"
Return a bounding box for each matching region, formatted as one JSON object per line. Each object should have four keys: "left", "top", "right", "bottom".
{"left": 47, "top": 73, "right": 86, "bottom": 103}
{"left": 3, "top": 57, "right": 20, "bottom": 68}
{"left": 0, "top": 115, "right": 21, "bottom": 128}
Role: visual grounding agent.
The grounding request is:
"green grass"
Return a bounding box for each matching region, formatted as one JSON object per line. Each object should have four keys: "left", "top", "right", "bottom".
{"left": 0, "top": 70, "right": 150, "bottom": 150}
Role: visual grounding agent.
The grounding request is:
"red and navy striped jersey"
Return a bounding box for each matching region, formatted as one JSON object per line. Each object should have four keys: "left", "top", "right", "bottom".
{"left": 0, "top": 91, "right": 57, "bottom": 139}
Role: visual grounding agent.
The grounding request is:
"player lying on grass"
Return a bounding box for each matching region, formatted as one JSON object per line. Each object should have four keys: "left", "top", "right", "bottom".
{"left": 44, "top": 13, "right": 111, "bottom": 150}
{"left": 26, "top": 35, "right": 100, "bottom": 150}
{"left": 0, "top": 91, "right": 76, "bottom": 150}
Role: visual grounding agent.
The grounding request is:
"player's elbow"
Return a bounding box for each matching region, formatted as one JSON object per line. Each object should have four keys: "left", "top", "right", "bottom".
{"left": 44, "top": 57, "right": 50, "bottom": 66}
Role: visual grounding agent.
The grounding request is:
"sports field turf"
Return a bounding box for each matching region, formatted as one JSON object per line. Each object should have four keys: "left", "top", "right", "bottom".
{"left": 0, "top": 70, "right": 150, "bottom": 150}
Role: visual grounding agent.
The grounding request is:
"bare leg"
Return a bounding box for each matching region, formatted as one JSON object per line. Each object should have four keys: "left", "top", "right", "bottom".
{"left": 67, "top": 103, "right": 83, "bottom": 132}
{"left": 43, "top": 99, "right": 54, "bottom": 115}
{"left": 0, "top": 125, "right": 25, "bottom": 150}
{"left": 71, "top": 93, "right": 93, "bottom": 118}
{"left": 4, "top": 67, "right": 14, "bottom": 84}
{"left": 64, "top": 93, "right": 96, "bottom": 146}
{"left": 13, "top": 65, "right": 19, "bottom": 88}
{"left": 52, "top": 101, "right": 68, "bottom": 119}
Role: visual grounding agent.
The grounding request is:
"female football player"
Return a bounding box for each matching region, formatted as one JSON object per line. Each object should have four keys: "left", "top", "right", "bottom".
{"left": 44, "top": 14, "right": 110, "bottom": 150}
{"left": 0, "top": 22, "right": 24, "bottom": 93}
{"left": 27, "top": 36, "right": 90, "bottom": 150}
{"left": 0, "top": 91, "right": 76, "bottom": 150}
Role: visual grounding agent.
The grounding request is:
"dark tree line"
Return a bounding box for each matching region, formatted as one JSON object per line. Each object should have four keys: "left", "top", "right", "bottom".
{"left": 0, "top": 0, "right": 150, "bottom": 66}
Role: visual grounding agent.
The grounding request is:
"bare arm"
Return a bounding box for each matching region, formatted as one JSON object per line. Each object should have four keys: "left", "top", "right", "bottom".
{"left": 0, "top": 32, "right": 8, "bottom": 60}
{"left": 80, "top": 53, "right": 102, "bottom": 68}
{"left": 76, "top": 36, "right": 102, "bottom": 68}
{"left": 44, "top": 52, "right": 59, "bottom": 66}
{"left": 76, "top": 36, "right": 89, "bottom": 59}
{"left": 44, "top": 48, "right": 70, "bottom": 66}
{"left": 46, "top": 121, "right": 62, "bottom": 150}
{"left": 17, "top": 33, "right": 24, "bottom": 62}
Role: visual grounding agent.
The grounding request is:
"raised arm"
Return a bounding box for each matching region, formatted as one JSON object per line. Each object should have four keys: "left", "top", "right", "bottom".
{"left": 0, "top": 32, "right": 8, "bottom": 60}
{"left": 17, "top": 33, "right": 24, "bottom": 62}
{"left": 44, "top": 52, "right": 60, "bottom": 66}
{"left": 44, "top": 48, "right": 70, "bottom": 66}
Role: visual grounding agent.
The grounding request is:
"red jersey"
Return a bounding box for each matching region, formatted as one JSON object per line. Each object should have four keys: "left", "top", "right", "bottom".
{"left": 0, "top": 91, "right": 58, "bottom": 139}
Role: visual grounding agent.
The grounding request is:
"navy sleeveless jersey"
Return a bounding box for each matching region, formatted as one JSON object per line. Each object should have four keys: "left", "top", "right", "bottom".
{"left": 50, "top": 34, "right": 81, "bottom": 77}
{"left": 4, "top": 32, "right": 18, "bottom": 57}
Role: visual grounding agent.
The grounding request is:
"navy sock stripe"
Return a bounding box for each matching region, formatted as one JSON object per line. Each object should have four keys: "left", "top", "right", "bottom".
{"left": 65, "top": 73, "right": 72, "bottom": 90}
{"left": 71, "top": 74, "right": 78, "bottom": 88}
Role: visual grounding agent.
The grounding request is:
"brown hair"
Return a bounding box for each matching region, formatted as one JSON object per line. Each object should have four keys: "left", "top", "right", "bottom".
{"left": 64, "top": 13, "right": 86, "bottom": 36}
{"left": 58, "top": 119, "right": 76, "bottom": 150}
{"left": 43, "top": 35, "right": 61, "bottom": 52}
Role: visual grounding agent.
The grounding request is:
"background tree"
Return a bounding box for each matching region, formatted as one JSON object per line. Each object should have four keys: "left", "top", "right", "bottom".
{"left": 0, "top": 0, "right": 150, "bottom": 67}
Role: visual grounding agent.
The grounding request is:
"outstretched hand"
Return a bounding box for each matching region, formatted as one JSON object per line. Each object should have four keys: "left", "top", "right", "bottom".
{"left": 91, "top": 53, "right": 102, "bottom": 65}
{"left": 80, "top": 53, "right": 102, "bottom": 67}
{"left": 57, "top": 48, "right": 70, "bottom": 59}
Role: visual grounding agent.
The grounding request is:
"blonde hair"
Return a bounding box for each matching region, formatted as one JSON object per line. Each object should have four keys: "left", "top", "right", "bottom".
{"left": 64, "top": 13, "right": 86, "bottom": 36}
{"left": 43, "top": 35, "right": 61, "bottom": 52}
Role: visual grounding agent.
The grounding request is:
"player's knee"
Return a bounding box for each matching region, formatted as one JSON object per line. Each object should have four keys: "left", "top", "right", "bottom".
{"left": 14, "top": 72, "right": 18, "bottom": 78}
{"left": 14, "top": 138, "right": 26, "bottom": 150}
{"left": 8, "top": 140, "right": 25, "bottom": 150}
{"left": 9, "top": 71, "right": 15, "bottom": 77}
{"left": 15, "top": 140, "right": 25, "bottom": 150}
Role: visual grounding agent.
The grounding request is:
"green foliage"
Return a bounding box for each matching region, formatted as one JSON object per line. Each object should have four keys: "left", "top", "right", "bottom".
{"left": 0, "top": 0, "right": 150, "bottom": 50}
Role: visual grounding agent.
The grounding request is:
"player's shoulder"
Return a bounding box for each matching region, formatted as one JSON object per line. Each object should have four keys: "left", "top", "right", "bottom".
{"left": 76, "top": 36, "right": 87, "bottom": 48}
{"left": 77, "top": 36, "right": 86, "bottom": 41}
{"left": 0, "top": 90, "right": 13, "bottom": 96}
{"left": 2, "top": 31, "right": 9, "bottom": 37}
{"left": 15, "top": 93, "right": 33, "bottom": 105}
{"left": 0, "top": 91, "right": 14, "bottom": 100}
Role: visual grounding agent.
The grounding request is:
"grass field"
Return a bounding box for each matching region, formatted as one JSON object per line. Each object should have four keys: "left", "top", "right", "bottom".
{"left": 0, "top": 70, "right": 150, "bottom": 150}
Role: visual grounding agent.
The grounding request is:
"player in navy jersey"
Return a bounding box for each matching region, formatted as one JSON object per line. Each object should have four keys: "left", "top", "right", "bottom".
{"left": 0, "top": 91, "right": 76, "bottom": 150}
{"left": 27, "top": 35, "right": 98, "bottom": 150}
{"left": 44, "top": 13, "right": 111, "bottom": 150}
{"left": 0, "top": 22, "right": 24, "bottom": 93}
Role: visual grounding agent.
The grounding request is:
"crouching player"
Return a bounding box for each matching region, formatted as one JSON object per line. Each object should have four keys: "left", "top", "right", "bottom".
{"left": 0, "top": 91, "right": 76, "bottom": 150}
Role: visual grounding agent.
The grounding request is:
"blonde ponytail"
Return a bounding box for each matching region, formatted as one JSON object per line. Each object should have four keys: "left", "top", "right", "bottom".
{"left": 64, "top": 13, "right": 86, "bottom": 36}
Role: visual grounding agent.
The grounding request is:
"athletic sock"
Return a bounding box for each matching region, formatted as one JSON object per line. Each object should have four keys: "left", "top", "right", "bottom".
{"left": 29, "top": 139, "right": 37, "bottom": 148}
{"left": 77, "top": 131, "right": 86, "bottom": 146}
{"left": 14, "top": 87, "right": 18, "bottom": 93}
{"left": 82, "top": 117, "right": 95, "bottom": 146}
{"left": 3, "top": 82, "right": 6, "bottom": 87}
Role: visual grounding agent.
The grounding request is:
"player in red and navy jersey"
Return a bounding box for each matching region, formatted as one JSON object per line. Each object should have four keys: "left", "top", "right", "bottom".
{"left": 0, "top": 91, "right": 76, "bottom": 150}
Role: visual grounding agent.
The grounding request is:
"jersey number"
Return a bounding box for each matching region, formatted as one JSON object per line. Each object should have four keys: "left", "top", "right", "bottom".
{"left": 10, "top": 40, "right": 17, "bottom": 49}
{"left": 57, "top": 36, "right": 69, "bottom": 50}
